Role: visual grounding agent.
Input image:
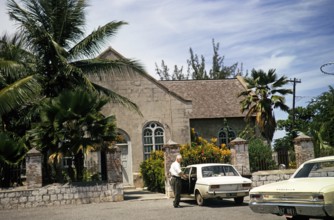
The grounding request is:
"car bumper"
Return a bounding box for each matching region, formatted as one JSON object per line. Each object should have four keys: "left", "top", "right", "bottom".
{"left": 205, "top": 190, "right": 249, "bottom": 199}
{"left": 249, "top": 201, "right": 333, "bottom": 218}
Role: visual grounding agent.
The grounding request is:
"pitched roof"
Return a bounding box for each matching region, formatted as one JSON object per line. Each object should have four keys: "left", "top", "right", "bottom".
{"left": 160, "top": 77, "right": 248, "bottom": 119}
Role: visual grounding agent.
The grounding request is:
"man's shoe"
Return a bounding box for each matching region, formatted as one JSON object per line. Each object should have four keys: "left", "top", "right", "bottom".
{"left": 174, "top": 205, "right": 182, "bottom": 208}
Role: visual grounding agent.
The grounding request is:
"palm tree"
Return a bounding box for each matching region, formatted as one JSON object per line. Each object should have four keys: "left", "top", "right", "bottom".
{"left": 2, "top": 0, "right": 146, "bottom": 183}
{"left": 28, "top": 88, "right": 117, "bottom": 182}
{"left": 7, "top": 0, "right": 145, "bottom": 111}
{"left": 0, "top": 33, "right": 41, "bottom": 118}
{"left": 0, "top": 34, "right": 41, "bottom": 187}
{"left": 239, "top": 69, "right": 292, "bottom": 144}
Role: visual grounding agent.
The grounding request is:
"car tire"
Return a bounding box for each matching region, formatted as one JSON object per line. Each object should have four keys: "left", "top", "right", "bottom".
{"left": 195, "top": 192, "right": 205, "bottom": 206}
{"left": 234, "top": 197, "right": 244, "bottom": 205}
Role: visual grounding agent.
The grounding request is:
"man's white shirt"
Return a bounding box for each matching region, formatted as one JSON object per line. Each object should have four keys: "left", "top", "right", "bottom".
{"left": 170, "top": 161, "right": 182, "bottom": 177}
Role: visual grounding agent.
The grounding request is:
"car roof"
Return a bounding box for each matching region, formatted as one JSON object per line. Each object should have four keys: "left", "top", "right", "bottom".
{"left": 304, "top": 155, "right": 334, "bottom": 164}
{"left": 186, "top": 163, "right": 232, "bottom": 168}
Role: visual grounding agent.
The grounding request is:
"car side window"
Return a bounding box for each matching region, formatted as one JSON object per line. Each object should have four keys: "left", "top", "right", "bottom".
{"left": 295, "top": 161, "right": 334, "bottom": 178}
{"left": 224, "top": 166, "right": 239, "bottom": 176}
{"left": 190, "top": 167, "right": 197, "bottom": 177}
{"left": 183, "top": 168, "right": 190, "bottom": 175}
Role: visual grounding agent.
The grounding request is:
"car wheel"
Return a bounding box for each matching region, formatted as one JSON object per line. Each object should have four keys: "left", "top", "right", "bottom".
{"left": 195, "top": 192, "right": 205, "bottom": 206}
{"left": 234, "top": 197, "right": 244, "bottom": 205}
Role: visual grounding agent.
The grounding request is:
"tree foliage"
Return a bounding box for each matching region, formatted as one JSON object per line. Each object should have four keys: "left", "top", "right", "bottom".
{"left": 7, "top": 0, "right": 145, "bottom": 108}
{"left": 155, "top": 39, "right": 239, "bottom": 80}
{"left": 0, "top": 33, "right": 41, "bottom": 117}
{"left": 28, "top": 88, "right": 117, "bottom": 182}
{"left": 277, "top": 86, "right": 334, "bottom": 156}
{"left": 0, "top": 0, "right": 145, "bottom": 168}
{"left": 249, "top": 138, "right": 276, "bottom": 172}
{"left": 0, "top": 0, "right": 149, "bottom": 186}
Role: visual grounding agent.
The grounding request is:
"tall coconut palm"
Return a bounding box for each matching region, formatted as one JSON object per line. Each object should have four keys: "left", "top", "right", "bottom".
{"left": 7, "top": 0, "right": 144, "bottom": 111}
{"left": 239, "top": 69, "right": 292, "bottom": 143}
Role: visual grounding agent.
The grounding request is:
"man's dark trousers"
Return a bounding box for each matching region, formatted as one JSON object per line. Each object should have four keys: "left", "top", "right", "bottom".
{"left": 171, "top": 176, "right": 181, "bottom": 207}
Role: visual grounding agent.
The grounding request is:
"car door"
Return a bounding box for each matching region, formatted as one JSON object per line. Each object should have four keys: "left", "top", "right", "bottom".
{"left": 189, "top": 167, "right": 197, "bottom": 194}
{"left": 181, "top": 167, "right": 191, "bottom": 194}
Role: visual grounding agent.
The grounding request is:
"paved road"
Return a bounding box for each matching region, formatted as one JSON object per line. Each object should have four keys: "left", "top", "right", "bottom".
{"left": 0, "top": 197, "right": 287, "bottom": 220}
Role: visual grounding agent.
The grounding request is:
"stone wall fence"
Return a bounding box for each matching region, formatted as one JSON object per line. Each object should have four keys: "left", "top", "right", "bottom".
{"left": 0, "top": 147, "right": 124, "bottom": 210}
{"left": 251, "top": 169, "right": 296, "bottom": 187}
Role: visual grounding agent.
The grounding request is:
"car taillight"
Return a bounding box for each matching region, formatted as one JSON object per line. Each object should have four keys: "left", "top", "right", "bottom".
{"left": 242, "top": 183, "right": 251, "bottom": 188}
{"left": 250, "top": 194, "right": 263, "bottom": 200}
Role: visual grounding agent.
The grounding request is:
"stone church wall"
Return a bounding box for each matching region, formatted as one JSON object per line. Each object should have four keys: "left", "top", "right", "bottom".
{"left": 91, "top": 71, "right": 192, "bottom": 184}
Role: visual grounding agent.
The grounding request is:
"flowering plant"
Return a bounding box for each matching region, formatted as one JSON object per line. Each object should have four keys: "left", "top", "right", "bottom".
{"left": 180, "top": 128, "right": 231, "bottom": 167}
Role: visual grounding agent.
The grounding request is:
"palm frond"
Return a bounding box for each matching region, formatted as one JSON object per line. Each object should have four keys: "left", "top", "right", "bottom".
{"left": 0, "top": 75, "right": 41, "bottom": 116}
{"left": 73, "top": 58, "right": 147, "bottom": 79}
{"left": 68, "top": 21, "right": 127, "bottom": 59}
{"left": 271, "top": 88, "right": 292, "bottom": 95}
{"left": 91, "top": 82, "right": 142, "bottom": 116}
{"left": 272, "top": 76, "right": 288, "bottom": 88}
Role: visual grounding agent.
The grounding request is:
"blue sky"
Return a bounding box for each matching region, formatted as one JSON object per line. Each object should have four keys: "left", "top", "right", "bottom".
{"left": 0, "top": 0, "right": 333, "bottom": 140}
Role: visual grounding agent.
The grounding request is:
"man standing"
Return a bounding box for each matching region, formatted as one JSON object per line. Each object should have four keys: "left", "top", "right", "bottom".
{"left": 169, "top": 154, "right": 185, "bottom": 208}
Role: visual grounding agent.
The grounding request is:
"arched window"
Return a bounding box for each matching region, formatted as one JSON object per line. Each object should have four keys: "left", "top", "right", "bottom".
{"left": 143, "top": 122, "right": 165, "bottom": 160}
{"left": 218, "top": 129, "right": 236, "bottom": 147}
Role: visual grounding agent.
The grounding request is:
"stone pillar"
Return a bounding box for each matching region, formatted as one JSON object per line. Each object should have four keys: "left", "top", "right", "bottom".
{"left": 26, "top": 148, "right": 42, "bottom": 189}
{"left": 229, "top": 137, "right": 250, "bottom": 176}
{"left": 294, "top": 134, "right": 314, "bottom": 168}
{"left": 163, "top": 140, "right": 180, "bottom": 198}
{"left": 106, "top": 146, "right": 123, "bottom": 183}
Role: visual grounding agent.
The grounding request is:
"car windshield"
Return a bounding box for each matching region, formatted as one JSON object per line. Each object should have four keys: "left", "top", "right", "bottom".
{"left": 294, "top": 160, "right": 334, "bottom": 178}
{"left": 201, "top": 165, "right": 239, "bottom": 177}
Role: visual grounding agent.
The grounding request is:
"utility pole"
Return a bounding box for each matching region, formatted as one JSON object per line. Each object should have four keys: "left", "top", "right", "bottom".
{"left": 288, "top": 78, "right": 301, "bottom": 132}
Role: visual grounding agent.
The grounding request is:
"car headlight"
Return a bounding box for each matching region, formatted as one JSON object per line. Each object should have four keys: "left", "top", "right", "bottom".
{"left": 312, "top": 194, "right": 324, "bottom": 202}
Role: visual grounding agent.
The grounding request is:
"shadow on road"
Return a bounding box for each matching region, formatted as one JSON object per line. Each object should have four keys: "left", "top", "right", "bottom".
{"left": 124, "top": 189, "right": 166, "bottom": 201}
{"left": 180, "top": 198, "right": 249, "bottom": 208}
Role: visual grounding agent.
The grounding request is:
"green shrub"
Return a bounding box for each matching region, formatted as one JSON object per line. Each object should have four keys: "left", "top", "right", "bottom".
{"left": 249, "top": 138, "right": 277, "bottom": 172}
{"left": 140, "top": 150, "right": 165, "bottom": 193}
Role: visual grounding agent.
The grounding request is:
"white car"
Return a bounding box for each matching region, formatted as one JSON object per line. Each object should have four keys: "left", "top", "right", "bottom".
{"left": 249, "top": 156, "right": 334, "bottom": 220}
{"left": 181, "top": 163, "right": 252, "bottom": 206}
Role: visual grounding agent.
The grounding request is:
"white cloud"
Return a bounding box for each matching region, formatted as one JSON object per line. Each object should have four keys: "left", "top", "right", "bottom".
{"left": 255, "top": 53, "right": 296, "bottom": 72}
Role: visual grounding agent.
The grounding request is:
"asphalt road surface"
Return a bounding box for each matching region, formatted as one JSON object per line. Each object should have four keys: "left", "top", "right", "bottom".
{"left": 0, "top": 198, "right": 288, "bottom": 220}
